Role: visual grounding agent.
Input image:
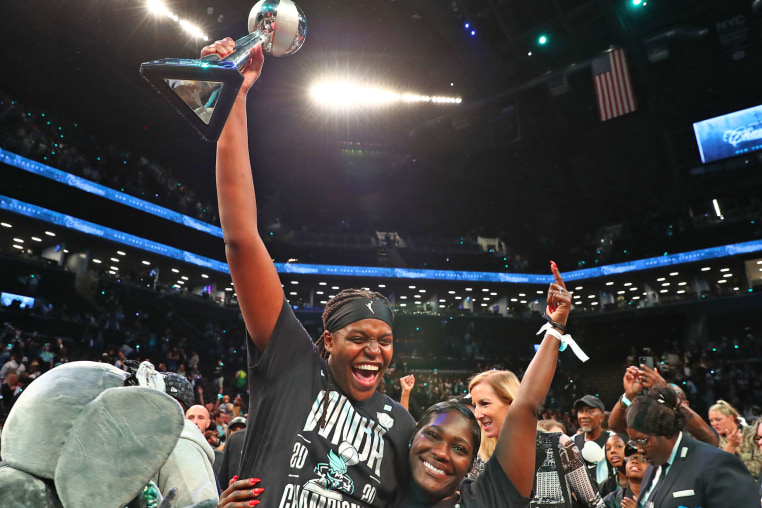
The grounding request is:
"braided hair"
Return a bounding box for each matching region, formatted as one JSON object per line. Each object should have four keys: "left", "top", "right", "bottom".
{"left": 627, "top": 385, "right": 686, "bottom": 438}
{"left": 316, "top": 288, "right": 391, "bottom": 360}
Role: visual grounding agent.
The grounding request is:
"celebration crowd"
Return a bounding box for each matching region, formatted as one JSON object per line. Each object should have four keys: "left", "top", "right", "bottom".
{"left": 1, "top": 40, "right": 762, "bottom": 508}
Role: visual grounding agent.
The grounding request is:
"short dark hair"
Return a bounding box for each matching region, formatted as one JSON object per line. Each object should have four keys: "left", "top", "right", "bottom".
{"left": 413, "top": 400, "right": 481, "bottom": 464}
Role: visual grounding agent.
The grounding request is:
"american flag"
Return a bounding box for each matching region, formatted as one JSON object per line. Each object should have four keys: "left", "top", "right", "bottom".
{"left": 592, "top": 48, "right": 637, "bottom": 122}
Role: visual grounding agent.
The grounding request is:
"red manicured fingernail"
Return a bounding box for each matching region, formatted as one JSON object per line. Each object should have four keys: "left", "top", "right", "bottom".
{"left": 232, "top": 476, "right": 238, "bottom": 482}
{"left": 250, "top": 478, "right": 261, "bottom": 484}
{"left": 550, "top": 260, "right": 557, "bottom": 269}
{"left": 252, "top": 488, "right": 264, "bottom": 495}
{"left": 249, "top": 501, "right": 261, "bottom": 506}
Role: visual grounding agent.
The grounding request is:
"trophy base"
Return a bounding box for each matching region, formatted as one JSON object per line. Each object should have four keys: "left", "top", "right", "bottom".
{"left": 140, "top": 58, "right": 245, "bottom": 141}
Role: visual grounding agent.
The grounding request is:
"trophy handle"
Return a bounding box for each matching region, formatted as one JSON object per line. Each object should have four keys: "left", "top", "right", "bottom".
{"left": 200, "top": 31, "right": 272, "bottom": 67}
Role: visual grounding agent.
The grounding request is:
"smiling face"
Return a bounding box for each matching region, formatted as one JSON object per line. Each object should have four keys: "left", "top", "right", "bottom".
{"left": 409, "top": 411, "right": 476, "bottom": 503}
{"left": 470, "top": 382, "right": 511, "bottom": 439}
{"left": 606, "top": 434, "right": 627, "bottom": 469}
{"left": 708, "top": 410, "right": 737, "bottom": 436}
{"left": 324, "top": 318, "right": 393, "bottom": 401}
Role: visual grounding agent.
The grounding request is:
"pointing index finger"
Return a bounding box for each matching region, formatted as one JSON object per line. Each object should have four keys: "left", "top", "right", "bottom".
{"left": 550, "top": 260, "right": 566, "bottom": 289}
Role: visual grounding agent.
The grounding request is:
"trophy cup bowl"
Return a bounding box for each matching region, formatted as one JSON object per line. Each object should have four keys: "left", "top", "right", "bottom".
{"left": 140, "top": 0, "right": 306, "bottom": 141}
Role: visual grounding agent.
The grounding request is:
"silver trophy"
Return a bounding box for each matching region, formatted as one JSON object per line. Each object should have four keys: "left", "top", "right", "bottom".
{"left": 140, "top": 0, "right": 306, "bottom": 141}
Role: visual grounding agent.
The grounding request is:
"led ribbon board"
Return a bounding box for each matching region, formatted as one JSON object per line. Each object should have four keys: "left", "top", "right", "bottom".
{"left": 0, "top": 195, "right": 229, "bottom": 273}
{"left": 3, "top": 195, "right": 762, "bottom": 283}
{"left": 0, "top": 148, "right": 223, "bottom": 238}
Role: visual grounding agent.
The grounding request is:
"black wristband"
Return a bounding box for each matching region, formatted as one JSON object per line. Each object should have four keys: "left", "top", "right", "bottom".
{"left": 541, "top": 313, "right": 566, "bottom": 333}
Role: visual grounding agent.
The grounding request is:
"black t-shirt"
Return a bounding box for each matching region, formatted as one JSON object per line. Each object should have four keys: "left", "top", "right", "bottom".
{"left": 238, "top": 299, "right": 416, "bottom": 507}
{"left": 394, "top": 456, "right": 530, "bottom": 507}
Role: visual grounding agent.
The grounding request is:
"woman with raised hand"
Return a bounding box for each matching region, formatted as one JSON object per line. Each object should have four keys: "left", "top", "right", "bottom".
{"left": 204, "top": 37, "right": 415, "bottom": 508}
{"left": 394, "top": 262, "right": 583, "bottom": 506}
{"left": 221, "top": 263, "right": 581, "bottom": 507}
{"left": 708, "top": 399, "right": 761, "bottom": 482}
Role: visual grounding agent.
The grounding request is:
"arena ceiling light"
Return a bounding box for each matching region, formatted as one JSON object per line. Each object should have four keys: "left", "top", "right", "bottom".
{"left": 310, "top": 82, "right": 461, "bottom": 107}
{"left": 145, "top": 0, "right": 209, "bottom": 41}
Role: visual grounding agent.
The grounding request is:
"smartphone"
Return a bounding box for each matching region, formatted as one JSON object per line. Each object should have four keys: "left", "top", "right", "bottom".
{"left": 639, "top": 355, "right": 655, "bottom": 369}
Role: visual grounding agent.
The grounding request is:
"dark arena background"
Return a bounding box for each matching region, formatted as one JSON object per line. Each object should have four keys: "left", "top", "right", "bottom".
{"left": 2, "top": 0, "right": 762, "bottom": 423}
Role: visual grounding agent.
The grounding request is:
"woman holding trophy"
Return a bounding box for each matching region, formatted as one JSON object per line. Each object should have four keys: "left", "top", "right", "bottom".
{"left": 204, "top": 36, "right": 417, "bottom": 508}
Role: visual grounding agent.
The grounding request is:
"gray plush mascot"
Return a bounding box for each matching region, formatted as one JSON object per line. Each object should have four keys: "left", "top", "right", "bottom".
{"left": 0, "top": 361, "right": 218, "bottom": 508}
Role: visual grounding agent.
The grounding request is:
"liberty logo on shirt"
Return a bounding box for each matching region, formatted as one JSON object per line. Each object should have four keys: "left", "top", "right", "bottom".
{"left": 303, "top": 442, "right": 360, "bottom": 500}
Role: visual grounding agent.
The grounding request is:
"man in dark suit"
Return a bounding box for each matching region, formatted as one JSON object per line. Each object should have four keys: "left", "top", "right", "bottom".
{"left": 626, "top": 386, "right": 758, "bottom": 508}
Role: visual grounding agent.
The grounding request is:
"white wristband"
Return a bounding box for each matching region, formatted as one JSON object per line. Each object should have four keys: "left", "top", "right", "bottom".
{"left": 537, "top": 322, "right": 589, "bottom": 362}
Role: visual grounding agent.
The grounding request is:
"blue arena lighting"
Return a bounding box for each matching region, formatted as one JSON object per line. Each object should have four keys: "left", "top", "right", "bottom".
{"left": 0, "top": 148, "right": 223, "bottom": 238}
{"left": 538, "top": 35, "right": 548, "bottom": 45}
{"left": 0, "top": 195, "right": 229, "bottom": 272}
{"left": 3, "top": 194, "right": 762, "bottom": 285}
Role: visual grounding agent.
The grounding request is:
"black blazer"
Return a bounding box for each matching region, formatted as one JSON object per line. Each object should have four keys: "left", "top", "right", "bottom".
{"left": 638, "top": 433, "right": 758, "bottom": 508}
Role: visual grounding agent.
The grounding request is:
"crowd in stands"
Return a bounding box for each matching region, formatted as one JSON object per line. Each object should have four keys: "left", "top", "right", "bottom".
{"left": 0, "top": 89, "right": 220, "bottom": 225}
{"left": 2, "top": 273, "right": 760, "bottom": 432}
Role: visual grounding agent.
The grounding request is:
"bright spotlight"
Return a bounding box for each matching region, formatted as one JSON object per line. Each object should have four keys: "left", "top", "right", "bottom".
{"left": 311, "top": 82, "right": 462, "bottom": 107}
{"left": 146, "top": 0, "right": 174, "bottom": 19}
{"left": 145, "top": 0, "right": 208, "bottom": 41}
{"left": 311, "top": 83, "right": 400, "bottom": 105}
{"left": 179, "top": 20, "right": 208, "bottom": 40}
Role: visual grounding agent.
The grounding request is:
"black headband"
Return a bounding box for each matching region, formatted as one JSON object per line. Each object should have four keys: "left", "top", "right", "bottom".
{"left": 325, "top": 297, "right": 394, "bottom": 333}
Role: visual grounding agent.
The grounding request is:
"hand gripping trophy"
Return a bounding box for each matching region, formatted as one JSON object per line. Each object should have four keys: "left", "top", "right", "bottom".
{"left": 140, "top": 0, "right": 306, "bottom": 141}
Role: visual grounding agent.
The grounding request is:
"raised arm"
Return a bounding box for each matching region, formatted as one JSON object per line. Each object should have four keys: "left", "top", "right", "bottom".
{"left": 608, "top": 366, "right": 642, "bottom": 435}
{"left": 399, "top": 374, "right": 415, "bottom": 412}
{"left": 203, "top": 38, "right": 284, "bottom": 351}
{"left": 495, "top": 261, "right": 571, "bottom": 497}
{"left": 611, "top": 365, "right": 719, "bottom": 447}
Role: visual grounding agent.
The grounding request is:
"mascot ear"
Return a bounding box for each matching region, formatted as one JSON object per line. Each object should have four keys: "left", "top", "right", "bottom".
{"left": 55, "top": 386, "right": 184, "bottom": 508}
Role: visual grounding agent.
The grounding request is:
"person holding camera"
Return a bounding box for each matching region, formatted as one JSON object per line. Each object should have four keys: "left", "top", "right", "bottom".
{"left": 608, "top": 364, "right": 718, "bottom": 448}
{"left": 625, "top": 385, "right": 758, "bottom": 507}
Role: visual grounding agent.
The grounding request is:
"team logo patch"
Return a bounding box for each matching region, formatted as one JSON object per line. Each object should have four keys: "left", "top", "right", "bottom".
{"left": 376, "top": 412, "right": 394, "bottom": 430}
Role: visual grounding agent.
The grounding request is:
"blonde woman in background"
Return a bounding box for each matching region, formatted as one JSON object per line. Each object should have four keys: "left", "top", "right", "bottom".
{"left": 469, "top": 369, "right": 605, "bottom": 508}
{"left": 708, "top": 399, "right": 761, "bottom": 482}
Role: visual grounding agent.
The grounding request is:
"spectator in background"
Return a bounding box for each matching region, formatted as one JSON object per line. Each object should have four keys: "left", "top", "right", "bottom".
{"left": 599, "top": 433, "right": 629, "bottom": 498}
{"left": 602, "top": 446, "right": 645, "bottom": 508}
{"left": 186, "top": 404, "right": 212, "bottom": 434}
{"left": 219, "top": 394, "right": 233, "bottom": 416}
{"left": 573, "top": 395, "right": 614, "bottom": 479}
{"left": 708, "top": 399, "right": 762, "bottom": 482}
{"left": 608, "top": 365, "right": 719, "bottom": 449}
{"left": 0, "top": 352, "right": 24, "bottom": 382}
{"left": 215, "top": 416, "right": 247, "bottom": 483}
{"left": 1, "top": 371, "right": 20, "bottom": 417}
{"left": 625, "top": 385, "right": 758, "bottom": 507}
